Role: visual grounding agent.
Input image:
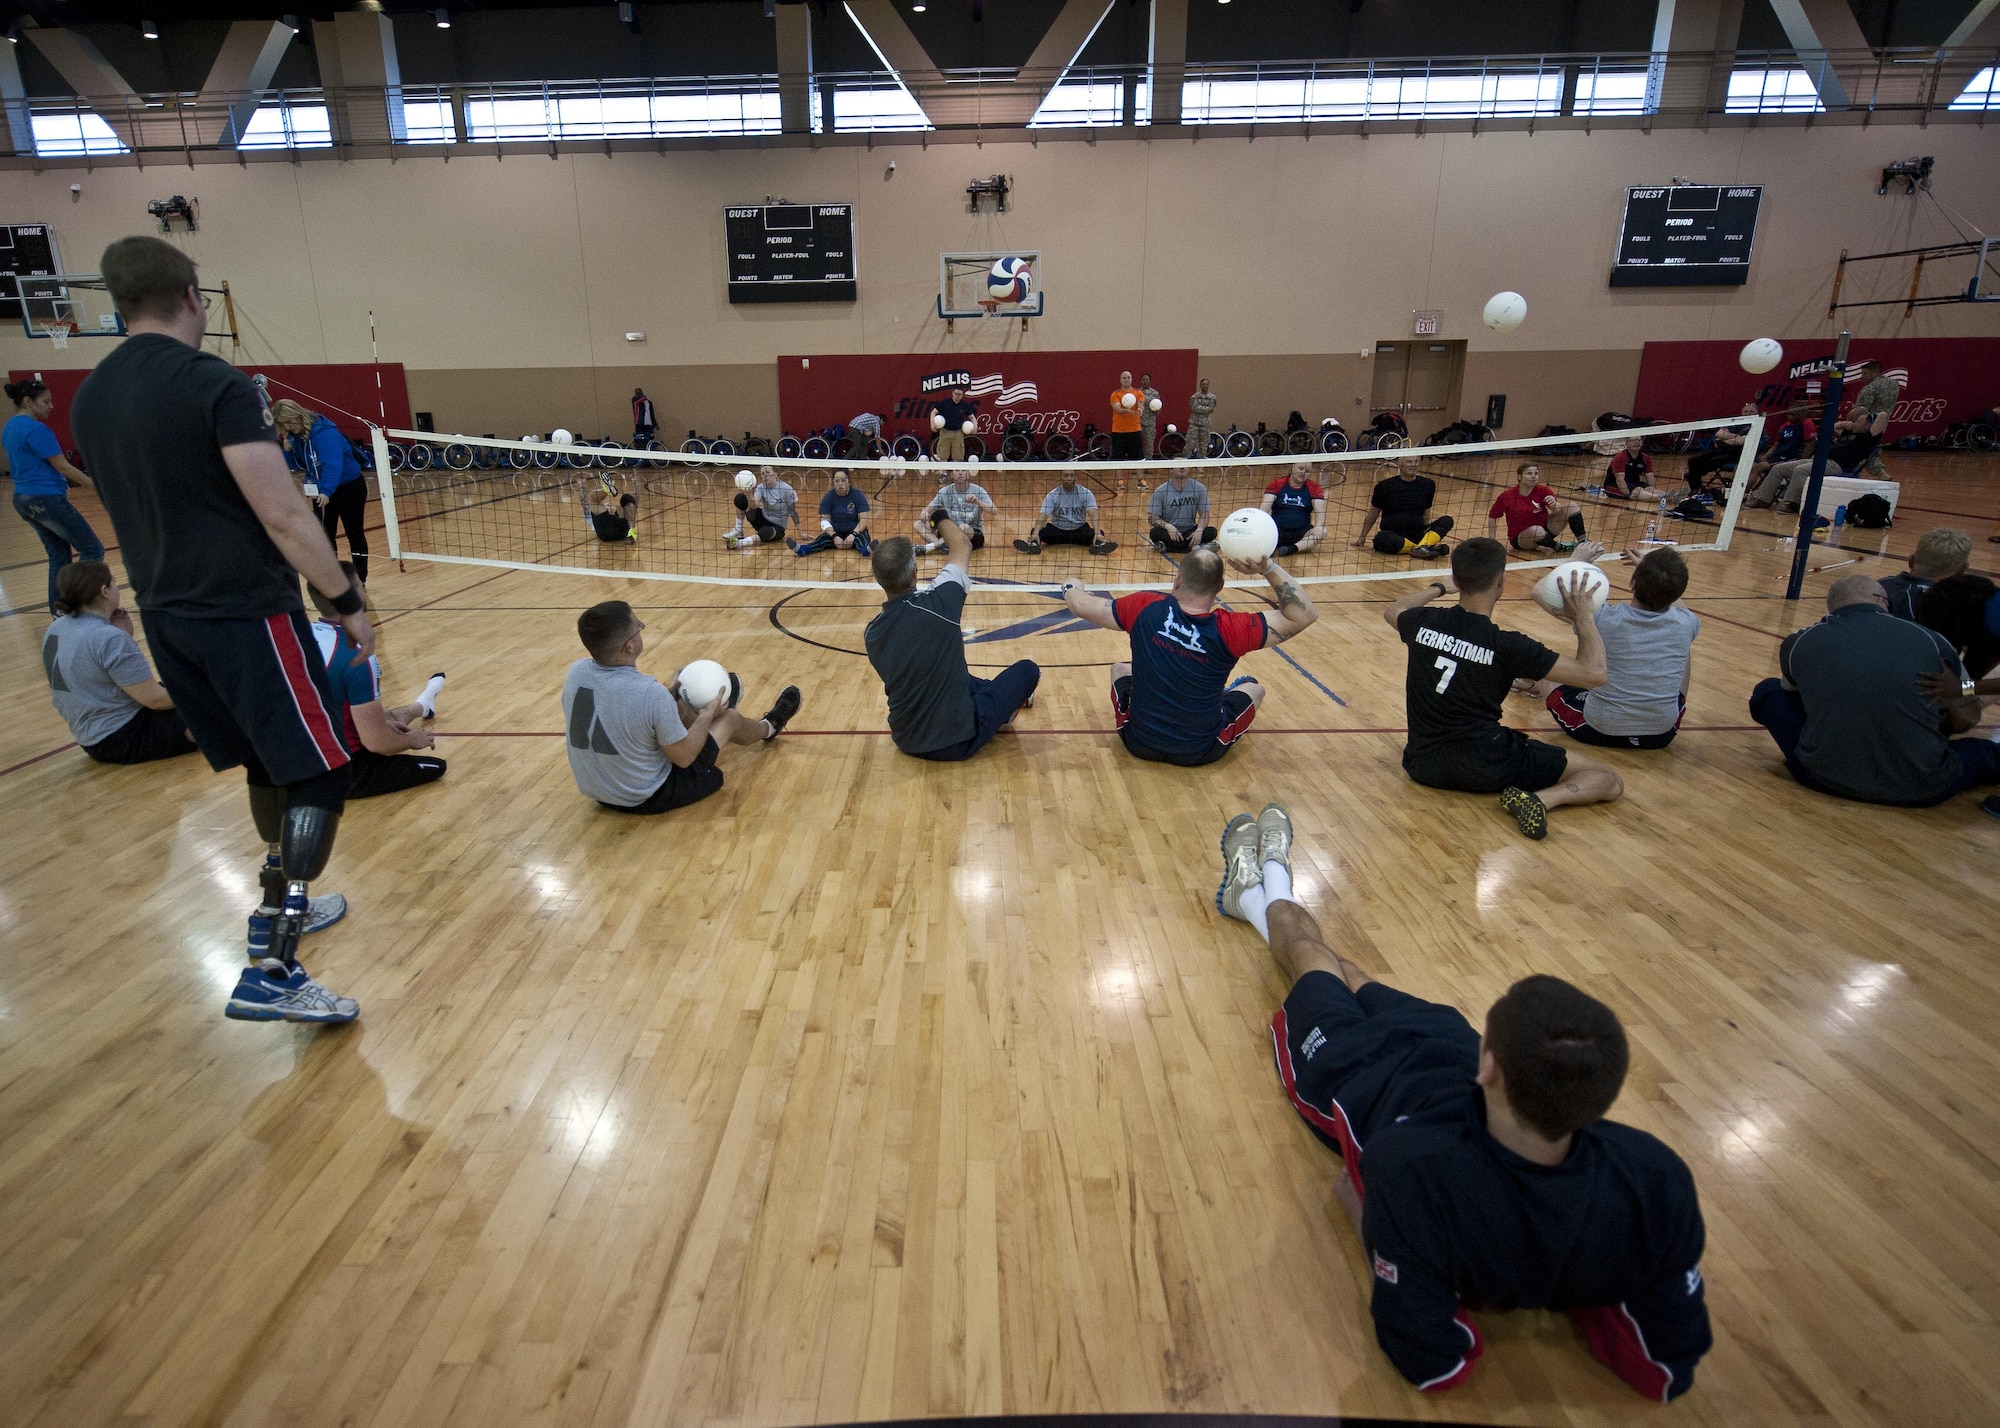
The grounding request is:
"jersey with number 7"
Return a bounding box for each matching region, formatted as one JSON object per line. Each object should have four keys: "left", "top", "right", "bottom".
{"left": 1395, "top": 604, "right": 1558, "bottom": 765}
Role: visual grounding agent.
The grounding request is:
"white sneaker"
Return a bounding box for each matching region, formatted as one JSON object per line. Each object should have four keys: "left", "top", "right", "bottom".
{"left": 1215, "top": 813, "right": 1262, "bottom": 920}
{"left": 1256, "top": 803, "right": 1294, "bottom": 872}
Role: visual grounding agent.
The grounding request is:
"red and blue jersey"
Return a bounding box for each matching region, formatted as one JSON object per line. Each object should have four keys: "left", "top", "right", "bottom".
{"left": 313, "top": 619, "right": 381, "bottom": 756}
{"left": 1265, "top": 476, "right": 1323, "bottom": 533}
{"left": 1111, "top": 592, "right": 1267, "bottom": 758}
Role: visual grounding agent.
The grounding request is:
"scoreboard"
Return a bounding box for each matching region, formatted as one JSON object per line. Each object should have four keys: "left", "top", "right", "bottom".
{"left": 1611, "top": 185, "right": 1762, "bottom": 287}
{"left": 1, "top": 224, "right": 61, "bottom": 323}
{"left": 725, "top": 204, "right": 856, "bottom": 304}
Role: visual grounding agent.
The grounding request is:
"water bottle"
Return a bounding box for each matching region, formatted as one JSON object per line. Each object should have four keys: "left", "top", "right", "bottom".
{"left": 1833, "top": 504, "right": 1847, "bottom": 526}
{"left": 1644, "top": 517, "right": 1658, "bottom": 542}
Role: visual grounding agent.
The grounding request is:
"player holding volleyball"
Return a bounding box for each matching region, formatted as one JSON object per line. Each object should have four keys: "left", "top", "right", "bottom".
{"left": 1215, "top": 804, "right": 1710, "bottom": 1400}
{"left": 1138, "top": 373, "right": 1162, "bottom": 458}
{"left": 1061, "top": 547, "right": 1317, "bottom": 766}
{"left": 1383, "top": 539, "right": 1623, "bottom": 838}
{"left": 1486, "top": 462, "right": 1586, "bottom": 553}
{"left": 1109, "top": 371, "right": 1146, "bottom": 463}
{"left": 726, "top": 467, "right": 799, "bottom": 549}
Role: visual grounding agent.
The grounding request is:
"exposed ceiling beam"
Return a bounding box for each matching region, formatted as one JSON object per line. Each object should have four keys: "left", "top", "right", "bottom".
{"left": 203, "top": 19, "right": 296, "bottom": 149}
{"left": 1647, "top": 0, "right": 1743, "bottom": 116}
{"left": 841, "top": 1, "right": 943, "bottom": 127}
{"left": 776, "top": 2, "right": 813, "bottom": 135}
{"left": 22, "top": 26, "right": 139, "bottom": 149}
{"left": 1939, "top": 0, "right": 2000, "bottom": 51}
{"left": 1148, "top": 0, "right": 1189, "bottom": 125}
{"left": 0, "top": 38, "right": 36, "bottom": 157}
{"left": 1764, "top": 0, "right": 1872, "bottom": 107}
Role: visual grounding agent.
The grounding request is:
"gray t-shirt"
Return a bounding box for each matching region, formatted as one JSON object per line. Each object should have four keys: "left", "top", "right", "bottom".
{"left": 925, "top": 483, "right": 991, "bottom": 532}
{"left": 43, "top": 612, "right": 152, "bottom": 747}
{"left": 1149, "top": 480, "right": 1210, "bottom": 531}
{"left": 864, "top": 564, "right": 974, "bottom": 753}
{"left": 1040, "top": 484, "right": 1097, "bottom": 530}
{"left": 753, "top": 480, "right": 798, "bottom": 530}
{"left": 1583, "top": 603, "right": 1700, "bottom": 736}
{"left": 561, "top": 659, "right": 688, "bottom": 807}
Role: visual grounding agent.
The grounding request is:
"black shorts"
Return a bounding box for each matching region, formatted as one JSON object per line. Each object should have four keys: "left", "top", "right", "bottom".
{"left": 603, "top": 736, "right": 723, "bottom": 814}
{"left": 1546, "top": 685, "right": 1683, "bottom": 749}
{"left": 140, "top": 608, "right": 351, "bottom": 786}
{"left": 1110, "top": 430, "right": 1143, "bottom": 460}
{"left": 82, "top": 706, "right": 195, "bottom": 765}
{"left": 347, "top": 748, "right": 449, "bottom": 799}
{"left": 1403, "top": 726, "right": 1567, "bottom": 793}
{"left": 1272, "top": 972, "right": 1474, "bottom": 1191}
{"left": 1111, "top": 674, "right": 1257, "bottom": 766}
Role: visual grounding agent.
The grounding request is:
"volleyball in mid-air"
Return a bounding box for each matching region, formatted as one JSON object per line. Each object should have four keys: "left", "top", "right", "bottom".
{"left": 1532, "top": 561, "right": 1612, "bottom": 618}
{"left": 1739, "top": 338, "right": 1784, "bottom": 374}
{"left": 677, "top": 659, "right": 731, "bottom": 709}
{"left": 1148, "top": 397, "right": 1163, "bottom": 412}
{"left": 734, "top": 469, "right": 757, "bottom": 491}
{"left": 987, "top": 256, "right": 1033, "bottom": 303}
{"left": 1216, "top": 508, "right": 1280, "bottom": 564}
{"left": 551, "top": 427, "right": 574, "bottom": 444}
{"left": 1482, "top": 291, "right": 1528, "bottom": 331}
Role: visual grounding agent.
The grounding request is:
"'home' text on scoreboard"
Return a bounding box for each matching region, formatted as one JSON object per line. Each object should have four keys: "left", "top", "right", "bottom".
{"left": 725, "top": 205, "right": 857, "bottom": 304}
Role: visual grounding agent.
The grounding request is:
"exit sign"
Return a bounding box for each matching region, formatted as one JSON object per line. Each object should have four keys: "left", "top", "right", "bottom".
{"left": 1412, "top": 310, "right": 1440, "bottom": 336}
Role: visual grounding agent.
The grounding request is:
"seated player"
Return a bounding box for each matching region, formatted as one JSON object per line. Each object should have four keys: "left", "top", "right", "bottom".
{"left": 867, "top": 516, "right": 1038, "bottom": 761}
{"left": 1060, "top": 547, "right": 1318, "bottom": 766}
{"left": 1915, "top": 573, "right": 2000, "bottom": 689}
{"left": 914, "top": 469, "right": 999, "bottom": 555}
{"left": 1532, "top": 548, "right": 1698, "bottom": 750}
{"left": 1355, "top": 456, "right": 1451, "bottom": 559}
{"left": 1681, "top": 404, "right": 1758, "bottom": 500}
{"left": 561, "top": 599, "right": 800, "bottom": 815}
{"left": 795, "top": 469, "right": 873, "bottom": 557}
{"left": 1215, "top": 804, "right": 1710, "bottom": 1400}
{"left": 1148, "top": 467, "right": 1215, "bottom": 552}
{"left": 42, "top": 559, "right": 196, "bottom": 765}
{"left": 725, "top": 466, "right": 799, "bottom": 549}
{"left": 1384, "top": 539, "right": 1623, "bottom": 838}
{"left": 1749, "top": 574, "right": 1996, "bottom": 806}
{"left": 1745, "top": 414, "right": 1881, "bottom": 510}
{"left": 1262, "top": 462, "right": 1327, "bottom": 557}
{"left": 1880, "top": 527, "right": 1970, "bottom": 621}
{"left": 578, "top": 476, "right": 638, "bottom": 542}
{"left": 1485, "top": 461, "right": 1586, "bottom": 553}
{"left": 1015, "top": 473, "right": 1117, "bottom": 556}
{"left": 308, "top": 564, "right": 449, "bottom": 799}
{"left": 1603, "top": 436, "right": 1663, "bottom": 501}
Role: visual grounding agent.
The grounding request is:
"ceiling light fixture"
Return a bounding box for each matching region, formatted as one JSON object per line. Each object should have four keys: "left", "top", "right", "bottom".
{"left": 434, "top": 8, "right": 451, "bottom": 28}
{"left": 911, "top": 0, "right": 926, "bottom": 11}
{"left": 141, "top": 19, "right": 159, "bottom": 39}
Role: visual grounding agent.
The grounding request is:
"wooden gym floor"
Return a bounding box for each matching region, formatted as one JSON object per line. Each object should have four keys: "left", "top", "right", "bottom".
{"left": 2, "top": 454, "right": 1998, "bottom": 1428}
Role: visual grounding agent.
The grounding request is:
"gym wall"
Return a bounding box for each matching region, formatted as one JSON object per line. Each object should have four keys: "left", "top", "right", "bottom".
{"left": 1, "top": 122, "right": 1993, "bottom": 445}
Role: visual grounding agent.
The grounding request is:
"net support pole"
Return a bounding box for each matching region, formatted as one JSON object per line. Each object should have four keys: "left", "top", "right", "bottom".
{"left": 1712, "top": 411, "right": 1763, "bottom": 552}
{"left": 1784, "top": 329, "right": 1851, "bottom": 602}
{"left": 372, "top": 425, "right": 402, "bottom": 561}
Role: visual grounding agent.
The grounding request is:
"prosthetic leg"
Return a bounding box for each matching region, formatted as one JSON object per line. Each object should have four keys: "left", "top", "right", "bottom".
{"left": 230, "top": 768, "right": 357, "bottom": 1023}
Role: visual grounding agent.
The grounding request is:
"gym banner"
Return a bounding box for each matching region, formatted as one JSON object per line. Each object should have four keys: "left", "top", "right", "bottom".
{"left": 8, "top": 361, "right": 412, "bottom": 450}
{"left": 1632, "top": 338, "right": 2000, "bottom": 439}
{"left": 778, "top": 348, "right": 1199, "bottom": 446}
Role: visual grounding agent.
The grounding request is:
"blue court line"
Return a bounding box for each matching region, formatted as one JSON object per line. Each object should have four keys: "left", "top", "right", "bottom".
{"left": 1272, "top": 645, "right": 1348, "bottom": 706}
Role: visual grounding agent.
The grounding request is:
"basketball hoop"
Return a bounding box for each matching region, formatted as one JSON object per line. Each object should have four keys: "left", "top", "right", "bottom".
{"left": 977, "top": 299, "right": 1001, "bottom": 318}
{"left": 38, "top": 320, "right": 76, "bottom": 350}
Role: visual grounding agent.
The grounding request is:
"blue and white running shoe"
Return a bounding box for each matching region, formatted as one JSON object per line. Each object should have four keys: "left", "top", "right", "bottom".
{"left": 246, "top": 893, "right": 348, "bottom": 955}
{"left": 225, "top": 959, "right": 360, "bottom": 1023}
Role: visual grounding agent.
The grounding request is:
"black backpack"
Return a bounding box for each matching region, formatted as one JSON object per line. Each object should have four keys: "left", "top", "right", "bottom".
{"left": 1846, "top": 492, "right": 1893, "bottom": 528}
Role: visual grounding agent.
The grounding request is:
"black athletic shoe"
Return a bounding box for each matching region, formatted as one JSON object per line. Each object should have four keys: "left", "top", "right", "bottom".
{"left": 1013, "top": 539, "right": 1043, "bottom": 554}
{"left": 760, "top": 685, "right": 801, "bottom": 739}
{"left": 1090, "top": 540, "right": 1119, "bottom": 556}
{"left": 727, "top": 671, "right": 742, "bottom": 709}
{"left": 1499, "top": 786, "right": 1549, "bottom": 840}
{"left": 1274, "top": 544, "right": 1299, "bottom": 558}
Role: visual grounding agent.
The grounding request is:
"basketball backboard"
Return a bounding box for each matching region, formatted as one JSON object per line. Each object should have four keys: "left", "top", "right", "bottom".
{"left": 17, "top": 273, "right": 126, "bottom": 343}
{"left": 938, "top": 251, "right": 1045, "bottom": 321}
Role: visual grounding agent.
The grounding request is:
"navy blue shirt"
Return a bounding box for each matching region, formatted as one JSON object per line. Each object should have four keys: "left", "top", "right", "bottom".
{"left": 1111, "top": 591, "right": 1267, "bottom": 758}
{"left": 1274, "top": 981, "right": 1709, "bottom": 1401}
{"left": 1265, "top": 475, "right": 1324, "bottom": 534}
{"left": 934, "top": 398, "right": 976, "bottom": 429}
{"left": 820, "top": 487, "right": 871, "bottom": 534}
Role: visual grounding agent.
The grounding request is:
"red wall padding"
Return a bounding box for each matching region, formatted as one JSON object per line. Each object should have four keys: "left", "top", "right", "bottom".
{"left": 8, "top": 360, "right": 412, "bottom": 450}
{"left": 778, "top": 348, "right": 1200, "bottom": 448}
{"left": 1633, "top": 338, "right": 2000, "bottom": 438}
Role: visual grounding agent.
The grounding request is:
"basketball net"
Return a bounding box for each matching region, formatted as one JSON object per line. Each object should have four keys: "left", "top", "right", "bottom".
{"left": 39, "top": 321, "right": 73, "bottom": 350}
{"left": 976, "top": 299, "right": 1000, "bottom": 317}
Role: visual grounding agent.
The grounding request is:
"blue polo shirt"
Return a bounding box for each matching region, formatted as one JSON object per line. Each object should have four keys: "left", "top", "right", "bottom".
{"left": 4, "top": 413, "right": 68, "bottom": 497}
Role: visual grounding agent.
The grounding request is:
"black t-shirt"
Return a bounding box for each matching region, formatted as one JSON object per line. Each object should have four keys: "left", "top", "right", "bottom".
{"left": 591, "top": 509, "right": 631, "bottom": 541}
{"left": 1396, "top": 604, "right": 1557, "bottom": 759}
{"left": 70, "top": 333, "right": 296, "bottom": 620}
{"left": 1372, "top": 475, "right": 1437, "bottom": 536}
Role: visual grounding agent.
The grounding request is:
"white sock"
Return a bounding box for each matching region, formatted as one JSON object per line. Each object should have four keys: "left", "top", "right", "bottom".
{"left": 1236, "top": 883, "right": 1271, "bottom": 942}
{"left": 416, "top": 674, "right": 446, "bottom": 719}
{"left": 1262, "top": 861, "right": 1293, "bottom": 905}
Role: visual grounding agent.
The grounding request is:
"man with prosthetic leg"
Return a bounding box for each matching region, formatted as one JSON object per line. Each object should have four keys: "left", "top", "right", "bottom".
{"left": 71, "top": 235, "right": 372, "bottom": 1023}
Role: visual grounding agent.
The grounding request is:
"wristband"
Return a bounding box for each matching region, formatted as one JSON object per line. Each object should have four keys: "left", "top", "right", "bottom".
{"left": 328, "top": 581, "right": 365, "bottom": 617}
{"left": 1431, "top": 581, "right": 1448, "bottom": 597}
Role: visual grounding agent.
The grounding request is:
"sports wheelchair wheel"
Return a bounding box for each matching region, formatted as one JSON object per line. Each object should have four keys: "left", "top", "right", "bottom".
{"left": 1285, "top": 430, "right": 1315, "bottom": 455}
{"left": 405, "top": 442, "right": 434, "bottom": 472}
{"left": 1319, "top": 428, "right": 1350, "bottom": 454}
{"left": 1257, "top": 430, "right": 1285, "bottom": 457}
{"left": 708, "top": 437, "right": 736, "bottom": 459}
{"left": 802, "top": 435, "right": 831, "bottom": 460}
{"left": 1971, "top": 422, "right": 1999, "bottom": 452}
{"left": 681, "top": 436, "right": 709, "bottom": 455}
{"left": 892, "top": 434, "right": 923, "bottom": 461}
{"left": 443, "top": 443, "right": 473, "bottom": 471}
{"left": 386, "top": 442, "right": 409, "bottom": 473}
{"left": 533, "top": 444, "right": 561, "bottom": 470}
{"left": 597, "top": 441, "right": 626, "bottom": 470}
{"left": 776, "top": 435, "right": 804, "bottom": 460}
{"left": 1225, "top": 430, "right": 1256, "bottom": 459}
{"left": 999, "top": 433, "right": 1032, "bottom": 462}
{"left": 1157, "top": 432, "right": 1186, "bottom": 459}
{"left": 965, "top": 435, "right": 988, "bottom": 460}
{"left": 1376, "top": 431, "right": 1407, "bottom": 451}
{"left": 862, "top": 436, "right": 890, "bottom": 460}
{"left": 1086, "top": 432, "right": 1112, "bottom": 461}
{"left": 507, "top": 444, "right": 534, "bottom": 470}
{"left": 1044, "top": 432, "right": 1076, "bottom": 462}
{"left": 744, "top": 436, "right": 773, "bottom": 458}
{"left": 831, "top": 436, "right": 856, "bottom": 459}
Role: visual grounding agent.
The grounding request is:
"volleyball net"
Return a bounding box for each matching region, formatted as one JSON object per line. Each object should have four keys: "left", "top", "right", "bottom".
{"left": 369, "top": 416, "right": 1763, "bottom": 593}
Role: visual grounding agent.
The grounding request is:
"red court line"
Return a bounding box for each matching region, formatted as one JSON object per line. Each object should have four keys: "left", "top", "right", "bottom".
{"left": 0, "top": 742, "right": 78, "bottom": 776}
{"left": 438, "top": 725, "right": 1768, "bottom": 738}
